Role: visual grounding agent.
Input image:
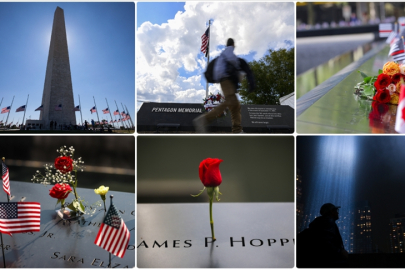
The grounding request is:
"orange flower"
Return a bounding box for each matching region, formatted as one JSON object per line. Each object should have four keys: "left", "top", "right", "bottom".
{"left": 383, "top": 62, "right": 400, "bottom": 76}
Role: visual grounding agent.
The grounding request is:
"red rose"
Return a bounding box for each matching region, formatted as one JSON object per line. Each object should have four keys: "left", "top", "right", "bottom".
{"left": 374, "top": 73, "right": 391, "bottom": 90}
{"left": 199, "top": 158, "right": 223, "bottom": 187}
{"left": 49, "top": 183, "right": 72, "bottom": 200}
{"left": 391, "top": 73, "right": 402, "bottom": 84}
{"left": 54, "top": 156, "right": 73, "bottom": 174}
{"left": 373, "top": 89, "right": 391, "bottom": 104}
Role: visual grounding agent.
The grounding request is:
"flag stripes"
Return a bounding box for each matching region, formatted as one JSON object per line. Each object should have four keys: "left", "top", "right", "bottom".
{"left": 94, "top": 203, "right": 130, "bottom": 258}
{"left": 2, "top": 162, "right": 10, "bottom": 196}
{"left": 201, "top": 26, "right": 209, "bottom": 56}
{"left": 0, "top": 202, "right": 40, "bottom": 235}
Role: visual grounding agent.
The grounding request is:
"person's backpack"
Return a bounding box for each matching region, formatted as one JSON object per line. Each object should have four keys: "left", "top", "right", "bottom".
{"left": 204, "top": 58, "right": 218, "bottom": 83}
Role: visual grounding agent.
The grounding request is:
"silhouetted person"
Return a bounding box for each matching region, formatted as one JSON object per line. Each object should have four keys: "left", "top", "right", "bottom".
{"left": 84, "top": 120, "right": 88, "bottom": 130}
{"left": 297, "top": 203, "right": 348, "bottom": 268}
{"left": 50, "top": 120, "right": 54, "bottom": 130}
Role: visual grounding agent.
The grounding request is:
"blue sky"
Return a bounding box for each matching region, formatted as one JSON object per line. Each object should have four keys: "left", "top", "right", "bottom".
{"left": 136, "top": 2, "right": 294, "bottom": 106}
{"left": 0, "top": 2, "right": 134, "bottom": 125}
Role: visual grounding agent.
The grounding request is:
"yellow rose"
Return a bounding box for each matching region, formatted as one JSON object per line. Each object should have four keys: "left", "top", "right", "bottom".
{"left": 390, "top": 93, "right": 399, "bottom": 105}
{"left": 383, "top": 62, "right": 400, "bottom": 76}
{"left": 94, "top": 185, "right": 109, "bottom": 196}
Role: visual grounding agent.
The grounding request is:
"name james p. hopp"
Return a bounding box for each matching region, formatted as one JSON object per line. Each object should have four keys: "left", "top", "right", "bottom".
{"left": 137, "top": 237, "right": 294, "bottom": 248}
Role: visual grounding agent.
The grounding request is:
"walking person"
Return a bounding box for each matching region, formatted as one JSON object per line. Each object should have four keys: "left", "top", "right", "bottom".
{"left": 193, "top": 38, "right": 254, "bottom": 133}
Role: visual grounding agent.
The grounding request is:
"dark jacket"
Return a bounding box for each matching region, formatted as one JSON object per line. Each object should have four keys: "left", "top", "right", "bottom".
{"left": 298, "top": 216, "right": 346, "bottom": 268}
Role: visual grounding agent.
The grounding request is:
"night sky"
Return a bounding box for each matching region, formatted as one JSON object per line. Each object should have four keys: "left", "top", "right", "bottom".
{"left": 298, "top": 136, "right": 405, "bottom": 253}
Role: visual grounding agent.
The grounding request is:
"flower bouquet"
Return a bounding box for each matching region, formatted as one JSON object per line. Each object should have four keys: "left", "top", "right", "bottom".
{"left": 32, "top": 146, "right": 95, "bottom": 218}
{"left": 354, "top": 61, "right": 405, "bottom": 104}
{"left": 203, "top": 92, "right": 227, "bottom": 117}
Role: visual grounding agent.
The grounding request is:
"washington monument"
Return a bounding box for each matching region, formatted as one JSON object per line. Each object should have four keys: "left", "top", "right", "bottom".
{"left": 33, "top": 7, "right": 76, "bottom": 128}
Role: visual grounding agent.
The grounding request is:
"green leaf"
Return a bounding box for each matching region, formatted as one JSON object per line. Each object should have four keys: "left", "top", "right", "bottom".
{"left": 66, "top": 202, "right": 75, "bottom": 211}
{"left": 78, "top": 201, "right": 85, "bottom": 213}
{"left": 378, "top": 69, "right": 383, "bottom": 74}
{"left": 358, "top": 70, "right": 368, "bottom": 78}
{"left": 363, "top": 85, "right": 375, "bottom": 98}
{"left": 191, "top": 187, "right": 206, "bottom": 197}
{"left": 363, "top": 76, "right": 372, "bottom": 83}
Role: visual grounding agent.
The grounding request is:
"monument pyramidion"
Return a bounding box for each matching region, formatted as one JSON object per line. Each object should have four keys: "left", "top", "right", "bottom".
{"left": 27, "top": 7, "right": 76, "bottom": 129}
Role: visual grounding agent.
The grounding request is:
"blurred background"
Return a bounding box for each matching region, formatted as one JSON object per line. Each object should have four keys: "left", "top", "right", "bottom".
{"left": 1, "top": 136, "right": 134, "bottom": 193}
{"left": 296, "top": 2, "right": 405, "bottom": 98}
{"left": 137, "top": 136, "right": 294, "bottom": 203}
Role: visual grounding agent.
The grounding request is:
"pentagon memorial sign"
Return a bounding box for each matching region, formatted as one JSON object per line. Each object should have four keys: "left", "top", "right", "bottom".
{"left": 137, "top": 203, "right": 294, "bottom": 268}
{"left": 0, "top": 182, "right": 134, "bottom": 268}
{"left": 137, "top": 102, "right": 294, "bottom": 133}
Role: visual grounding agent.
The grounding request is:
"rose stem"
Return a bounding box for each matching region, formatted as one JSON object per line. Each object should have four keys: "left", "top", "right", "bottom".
{"left": 103, "top": 200, "right": 106, "bottom": 212}
{"left": 209, "top": 197, "right": 216, "bottom": 241}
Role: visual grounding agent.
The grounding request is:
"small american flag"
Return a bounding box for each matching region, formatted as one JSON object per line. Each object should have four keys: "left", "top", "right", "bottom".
{"left": 90, "top": 106, "right": 97, "bottom": 114}
{"left": 0, "top": 202, "right": 40, "bottom": 235}
{"left": 121, "top": 111, "right": 126, "bottom": 117}
{"left": 390, "top": 38, "right": 405, "bottom": 62}
{"left": 113, "top": 110, "right": 119, "bottom": 116}
{"left": 102, "top": 108, "right": 109, "bottom": 114}
{"left": 201, "top": 26, "right": 210, "bottom": 57}
{"left": 54, "top": 104, "right": 62, "bottom": 111}
{"left": 94, "top": 202, "right": 130, "bottom": 258}
{"left": 35, "top": 105, "right": 43, "bottom": 111}
{"left": 15, "top": 105, "right": 26, "bottom": 112}
{"left": 2, "top": 162, "right": 10, "bottom": 196}
{"left": 74, "top": 105, "right": 80, "bottom": 111}
{"left": 1, "top": 106, "right": 10, "bottom": 114}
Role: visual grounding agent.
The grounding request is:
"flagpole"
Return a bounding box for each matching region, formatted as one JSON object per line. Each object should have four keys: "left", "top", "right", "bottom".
{"left": 93, "top": 96, "right": 101, "bottom": 129}
{"left": 120, "top": 103, "right": 129, "bottom": 131}
{"left": 105, "top": 98, "right": 114, "bottom": 128}
{"left": 0, "top": 97, "right": 3, "bottom": 111}
{"left": 78, "top": 95, "right": 83, "bottom": 126}
{"left": 205, "top": 20, "right": 211, "bottom": 98}
{"left": 5, "top": 96, "right": 14, "bottom": 126}
{"left": 109, "top": 194, "right": 113, "bottom": 268}
{"left": 114, "top": 100, "right": 123, "bottom": 130}
{"left": 21, "top": 94, "right": 29, "bottom": 128}
{"left": 0, "top": 233, "right": 5, "bottom": 268}
{"left": 124, "top": 104, "right": 134, "bottom": 129}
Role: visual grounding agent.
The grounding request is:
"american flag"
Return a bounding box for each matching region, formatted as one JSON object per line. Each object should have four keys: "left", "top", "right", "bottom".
{"left": 2, "top": 162, "right": 10, "bottom": 196}
{"left": 15, "top": 105, "right": 26, "bottom": 112}
{"left": 390, "top": 38, "right": 405, "bottom": 62}
{"left": 113, "top": 110, "right": 119, "bottom": 116}
{"left": 74, "top": 105, "right": 80, "bottom": 111}
{"left": 94, "top": 202, "right": 130, "bottom": 258}
{"left": 1, "top": 106, "right": 10, "bottom": 114}
{"left": 201, "top": 26, "right": 210, "bottom": 57}
{"left": 35, "top": 105, "right": 43, "bottom": 111}
{"left": 54, "top": 104, "right": 62, "bottom": 111}
{"left": 102, "top": 108, "right": 109, "bottom": 114}
{"left": 0, "top": 202, "right": 40, "bottom": 235}
{"left": 121, "top": 111, "right": 126, "bottom": 117}
{"left": 90, "top": 106, "right": 97, "bottom": 114}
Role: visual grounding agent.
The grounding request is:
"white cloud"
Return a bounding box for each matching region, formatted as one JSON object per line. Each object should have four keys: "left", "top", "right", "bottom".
{"left": 136, "top": 2, "right": 294, "bottom": 103}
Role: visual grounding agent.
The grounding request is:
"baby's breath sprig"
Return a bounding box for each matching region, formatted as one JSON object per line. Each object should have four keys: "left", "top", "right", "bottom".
{"left": 32, "top": 146, "right": 89, "bottom": 215}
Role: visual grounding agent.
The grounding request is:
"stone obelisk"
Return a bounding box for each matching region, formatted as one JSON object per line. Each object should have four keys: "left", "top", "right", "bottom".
{"left": 40, "top": 7, "right": 76, "bottom": 128}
